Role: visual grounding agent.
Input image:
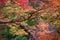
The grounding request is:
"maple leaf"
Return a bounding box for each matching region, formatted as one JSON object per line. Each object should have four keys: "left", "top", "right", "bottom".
{"left": 48, "top": 0, "right": 60, "bottom": 6}
{"left": 16, "top": 0, "right": 31, "bottom": 9}
{"left": 0, "top": 0, "right": 6, "bottom": 7}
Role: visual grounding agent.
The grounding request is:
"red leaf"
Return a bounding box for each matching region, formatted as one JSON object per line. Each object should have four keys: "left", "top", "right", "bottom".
{"left": 16, "top": 0, "right": 31, "bottom": 9}
{"left": 0, "top": 0, "right": 6, "bottom": 5}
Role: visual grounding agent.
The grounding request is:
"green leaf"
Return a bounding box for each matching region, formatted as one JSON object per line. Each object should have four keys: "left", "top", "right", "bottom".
{"left": 26, "top": 18, "right": 38, "bottom": 26}
{"left": 4, "top": 6, "right": 12, "bottom": 11}
{"left": 13, "top": 7, "right": 20, "bottom": 10}
{"left": 14, "top": 35, "right": 29, "bottom": 40}
{"left": 9, "top": 13, "right": 16, "bottom": 21}
{"left": 57, "top": 8, "right": 60, "bottom": 12}
{"left": 29, "top": 0, "right": 40, "bottom": 9}
{"left": 0, "top": 24, "right": 12, "bottom": 39}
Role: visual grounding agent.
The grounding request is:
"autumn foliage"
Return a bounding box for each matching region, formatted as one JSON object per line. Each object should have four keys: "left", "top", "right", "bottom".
{"left": 48, "top": 0, "right": 60, "bottom": 6}
{"left": 0, "top": 0, "right": 6, "bottom": 5}
{"left": 0, "top": 0, "right": 60, "bottom": 40}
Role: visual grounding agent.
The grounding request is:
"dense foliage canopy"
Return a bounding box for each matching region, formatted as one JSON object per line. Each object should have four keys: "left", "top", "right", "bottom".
{"left": 0, "top": 0, "right": 60, "bottom": 40}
